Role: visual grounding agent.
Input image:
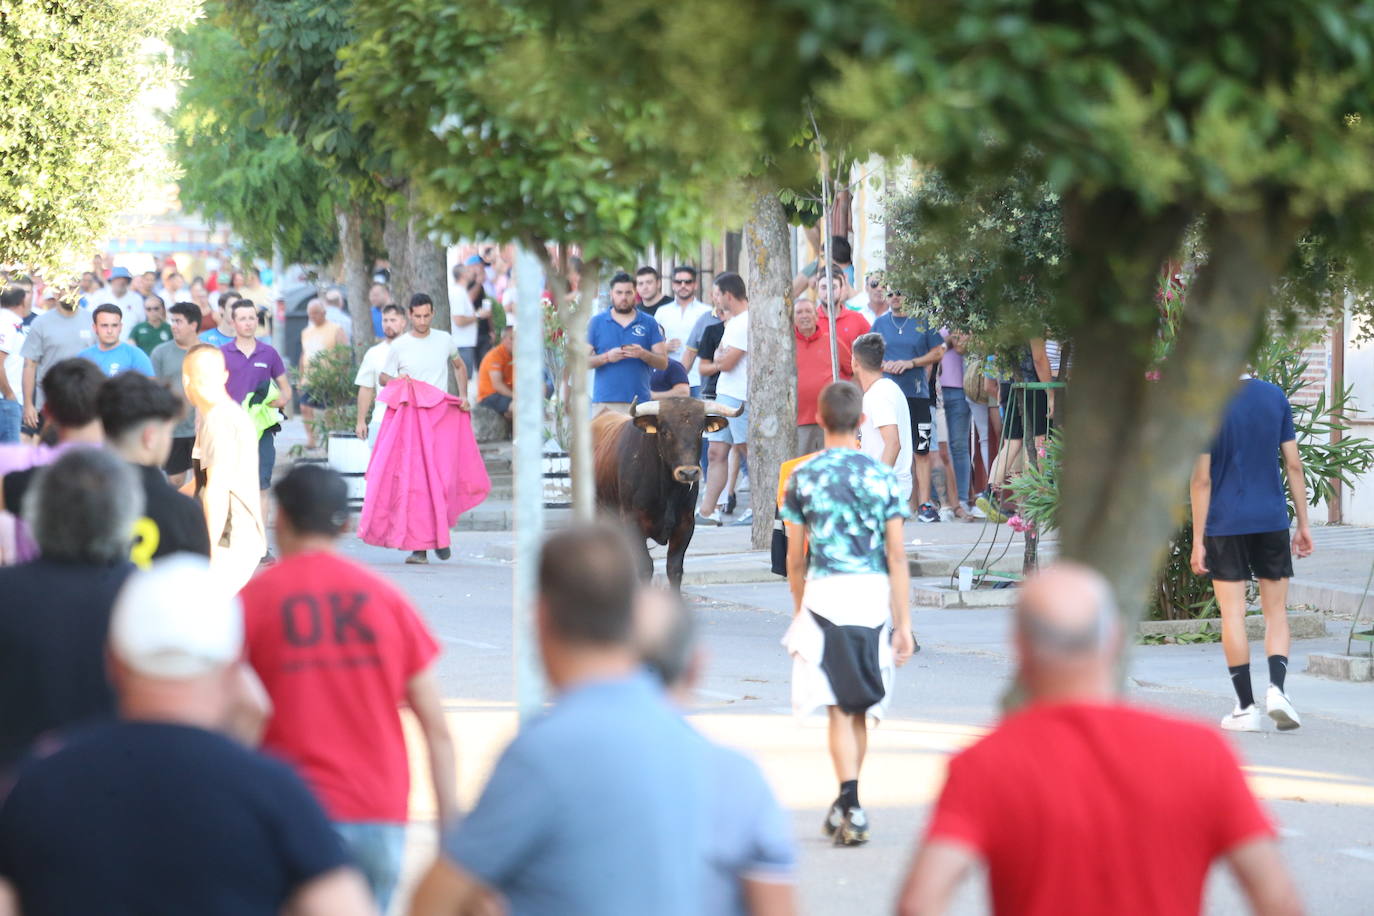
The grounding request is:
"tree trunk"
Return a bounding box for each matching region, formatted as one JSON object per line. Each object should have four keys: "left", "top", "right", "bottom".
{"left": 336, "top": 199, "right": 373, "bottom": 357}
{"left": 405, "top": 183, "right": 451, "bottom": 334}
{"left": 1055, "top": 199, "right": 1304, "bottom": 640}
{"left": 383, "top": 196, "right": 410, "bottom": 309}
{"left": 742, "top": 183, "right": 796, "bottom": 550}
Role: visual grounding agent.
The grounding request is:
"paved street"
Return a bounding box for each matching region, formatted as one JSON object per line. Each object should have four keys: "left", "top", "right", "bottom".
{"left": 327, "top": 517, "right": 1374, "bottom": 915}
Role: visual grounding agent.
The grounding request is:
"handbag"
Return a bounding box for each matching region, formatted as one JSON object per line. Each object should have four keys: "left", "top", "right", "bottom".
{"left": 771, "top": 521, "right": 788, "bottom": 577}
{"left": 963, "top": 355, "right": 988, "bottom": 405}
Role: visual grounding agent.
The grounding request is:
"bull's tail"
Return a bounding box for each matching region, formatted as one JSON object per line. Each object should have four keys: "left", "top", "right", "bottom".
{"left": 592, "top": 411, "right": 631, "bottom": 503}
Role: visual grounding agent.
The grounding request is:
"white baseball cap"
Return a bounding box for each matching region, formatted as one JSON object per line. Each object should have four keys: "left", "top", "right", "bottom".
{"left": 109, "top": 555, "right": 244, "bottom": 679}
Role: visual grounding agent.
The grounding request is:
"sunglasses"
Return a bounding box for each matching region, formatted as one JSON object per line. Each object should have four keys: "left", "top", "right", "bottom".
{"left": 672, "top": 278, "right": 695, "bottom": 285}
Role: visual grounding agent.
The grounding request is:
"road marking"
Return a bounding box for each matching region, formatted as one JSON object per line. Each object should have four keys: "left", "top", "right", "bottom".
{"left": 439, "top": 636, "right": 501, "bottom": 650}
{"left": 693, "top": 688, "right": 741, "bottom": 702}
{"left": 1339, "top": 848, "right": 1374, "bottom": 863}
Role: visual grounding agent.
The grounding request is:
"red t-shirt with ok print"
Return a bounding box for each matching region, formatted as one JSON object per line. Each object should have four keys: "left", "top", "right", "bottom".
{"left": 924, "top": 702, "right": 1273, "bottom": 916}
{"left": 241, "top": 550, "right": 439, "bottom": 823}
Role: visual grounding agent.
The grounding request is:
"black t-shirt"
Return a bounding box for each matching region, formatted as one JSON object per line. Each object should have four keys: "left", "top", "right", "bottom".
{"left": 698, "top": 321, "right": 727, "bottom": 399}
{"left": 3, "top": 463, "right": 210, "bottom": 562}
{"left": 0, "top": 721, "right": 351, "bottom": 915}
{"left": 0, "top": 559, "right": 133, "bottom": 769}
{"left": 641, "top": 294, "right": 673, "bottom": 317}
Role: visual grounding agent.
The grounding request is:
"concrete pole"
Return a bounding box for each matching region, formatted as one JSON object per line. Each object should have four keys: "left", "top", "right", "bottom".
{"left": 512, "top": 244, "right": 547, "bottom": 723}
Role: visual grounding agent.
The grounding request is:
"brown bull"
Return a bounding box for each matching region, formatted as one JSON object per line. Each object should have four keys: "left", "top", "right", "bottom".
{"left": 593, "top": 398, "right": 739, "bottom": 590}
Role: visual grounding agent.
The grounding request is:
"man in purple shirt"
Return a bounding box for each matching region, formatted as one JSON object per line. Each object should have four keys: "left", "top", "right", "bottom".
{"left": 220, "top": 299, "right": 292, "bottom": 538}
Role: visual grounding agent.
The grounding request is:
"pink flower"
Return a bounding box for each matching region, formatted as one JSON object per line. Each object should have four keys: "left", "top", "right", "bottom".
{"left": 1007, "top": 514, "right": 1032, "bottom": 533}
{"left": 1145, "top": 370, "right": 1161, "bottom": 382}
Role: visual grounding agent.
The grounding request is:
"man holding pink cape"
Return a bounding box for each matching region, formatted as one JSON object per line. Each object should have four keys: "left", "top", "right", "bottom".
{"left": 362, "top": 294, "right": 489, "bottom": 563}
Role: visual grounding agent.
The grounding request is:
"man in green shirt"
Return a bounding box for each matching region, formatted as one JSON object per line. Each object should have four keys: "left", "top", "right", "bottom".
{"left": 130, "top": 295, "right": 172, "bottom": 356}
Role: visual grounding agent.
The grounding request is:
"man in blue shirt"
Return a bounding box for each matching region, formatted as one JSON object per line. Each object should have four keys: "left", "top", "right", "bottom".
{"left": 77, "top": 304, "right": 154, "bottom": 378}
{"left": 1191, "top": 377, "right": 1313, "bottom": 734}
{"left": 870, "top": 293, "right": 945, "bottom": 521}
{"left": 588, "top": 272, "right": 667, "bottom": 414}
{"left": 411, "top": 525, "right": 709, "bottom": 915}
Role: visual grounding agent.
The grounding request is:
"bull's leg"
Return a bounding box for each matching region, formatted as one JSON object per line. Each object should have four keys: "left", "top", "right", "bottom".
{"left": 636, "top": 534, "right": 655, "bottom": 582}
{"left": 666, "top": 512, "right": 695, "bottom": 593}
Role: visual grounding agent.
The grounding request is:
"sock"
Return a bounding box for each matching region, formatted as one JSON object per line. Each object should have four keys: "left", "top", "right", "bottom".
{"left": 1268, "top": 655, "right": 1288, "bottom": 693}
{"left": 1228, "top": 664, "right": 1254, "bottom": 709}
{"left": 839, "top": 779, "right": 859, "bottom": 811}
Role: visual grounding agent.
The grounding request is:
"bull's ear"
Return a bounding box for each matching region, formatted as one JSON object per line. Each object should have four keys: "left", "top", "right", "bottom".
{"left": 633, "top": 415, "right": 659, "bottom": 435}
{"left": 703, "top": 416, "right": 728, "bottom": 434}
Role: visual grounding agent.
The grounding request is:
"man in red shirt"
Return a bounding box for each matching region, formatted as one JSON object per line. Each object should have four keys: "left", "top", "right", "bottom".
{"left": 815, "top": 273, "right": 870, "bottom": 366}
{"left": 240, "top": 464, "right": 457, "bottom": 914}
{"left": 794, "top": 297, "right": 851, "bottom": 455}
{"left": 898, "top": 563, "right": 1301, "bottom": 916}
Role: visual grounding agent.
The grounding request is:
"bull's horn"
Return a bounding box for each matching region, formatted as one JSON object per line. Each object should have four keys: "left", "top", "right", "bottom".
{"left": 632, "top": 400, "right": 662, "bottom": 417}
{"left": 703, "top": 401, "right": 741, "bottom": 418}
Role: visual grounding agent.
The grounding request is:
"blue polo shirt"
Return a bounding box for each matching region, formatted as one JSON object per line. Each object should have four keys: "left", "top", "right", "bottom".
{"left": 872, "top": 312, "right": 944, "bottom": 398}
{"left": 77, "top": 342, "right": 154, "bottom": 378}
{"left": 1206, "top": 378, "right": 1296, "bottom": 536}
{"left": 589, "top": 308, "right": 664, "bottom": 404}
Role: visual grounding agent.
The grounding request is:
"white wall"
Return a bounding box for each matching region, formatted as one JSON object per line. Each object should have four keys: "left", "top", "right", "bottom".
{"left": 1341, "top": 308, "right": 1374, "bottom": 525}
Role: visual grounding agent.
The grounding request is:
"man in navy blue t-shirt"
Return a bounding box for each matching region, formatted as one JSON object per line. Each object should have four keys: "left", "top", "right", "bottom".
{"left": 1190, "top": 377, "right": 1313, "bottom": 734}
{"left": 588, "top": 272, "right": 667, "bottom": 413}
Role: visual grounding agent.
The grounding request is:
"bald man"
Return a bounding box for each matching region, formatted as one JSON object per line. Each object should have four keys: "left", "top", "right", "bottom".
{"left": 898, "top": 564, "right": 1301, "bottom": 916}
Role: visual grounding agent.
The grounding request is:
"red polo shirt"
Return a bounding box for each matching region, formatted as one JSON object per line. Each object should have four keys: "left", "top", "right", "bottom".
{"left": 795, "top": 317, "right": 859, "bottom": 425}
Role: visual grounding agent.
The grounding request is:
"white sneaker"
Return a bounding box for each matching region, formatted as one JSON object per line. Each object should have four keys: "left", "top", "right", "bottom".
{"left": 1220, "top": 704, "right": 1263, "bottom": 732}
{"left": 1266, "top": 686, "right": 1302, "bottom": 731}
{"left": 967, "top": 502, "right": 988, "bottom": 519}
{"left": 938, "top": 507, "right": 956, "bottom": 522}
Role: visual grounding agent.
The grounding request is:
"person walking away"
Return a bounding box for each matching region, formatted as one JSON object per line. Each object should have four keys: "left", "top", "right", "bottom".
{"left": 378, "top": 293, "right": 472, "bottom": 565}
{"left": 634, "top": 587, "right": 798, "bottom": 916}
{"left": 0, "top": 287, "right": 30, "bottom": 443}
{"left": 220, "top": 299, "right": 292, "bottom": 536}
{"left": 661, "top": 265, "right": 712, "bottom": 395}
{"left": 870, "top": 292, "right": 944, "bottom": 521}
{"left": 476, "top": 321, "right": 516, "bottom": 421}
{"left": 20, "top": 289, "right": 92, "bottom": 435}
{"left": 77, "top": 305, "right": 154, "bottom": 378}
{"left": 780, "top": 381, "right": 915, "bottom": 847}
{"left": 898, "top": 564, "right": 1302, "bottom": 916}
{"left": 409, "top": 526, "right": 709, "bottom": 915}
{"left": 183, "top": 344, "right": 266, "bottom": 592}
{"left": 794, "top": 297, "right": 847, "bottom": 456}
{"left": 151, "top": 301, "right": 203, "bottom": 487}
{"left": 298, "top": 298, "right": 348, "bottom": 451}
{"left": 0, "top": 556, "right": 376, "bottom": 916}
{"left": 130, "top": 294, "right": 172, "bottom": 356}
{"left": 87, "top": 265, "right": 144, "bottom": 339}
{"left": 697, "top": 272, "right": 751, "bottom": 527}
{"left": 1191, "top": 375, "right": 1313, "bottom": 732}
{"left": 851, "top": 333, "right": 914, "bottom": 506}
{"left": 98, "top": 372, "right": 210, "bottom": 561}
{"left": 240, "top": 466, "right": 456, "bottom": 912}
{"left": 588, "top": 272, "right": 668, "bottom": 416}
{"left": 354, "top": 303, "right": 405, "bottom": 443}
{"left": 0, "top": 448, "right": 138, "bottom": 773}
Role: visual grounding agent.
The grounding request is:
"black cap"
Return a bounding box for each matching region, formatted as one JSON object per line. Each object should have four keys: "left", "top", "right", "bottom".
{"left": 274, "top": 464, "right": 350, "bottom": 536}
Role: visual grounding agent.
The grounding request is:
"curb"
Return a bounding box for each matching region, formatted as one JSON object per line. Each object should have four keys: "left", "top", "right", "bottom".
{"left": 1306, "top": 652, "right": 1374, "bottom": 682}
{"left": 1288, "top": 578, "right": 1374, "bottom": 616}
{"left": 1137, "top": 612, "right": 1327, "bottom": 640}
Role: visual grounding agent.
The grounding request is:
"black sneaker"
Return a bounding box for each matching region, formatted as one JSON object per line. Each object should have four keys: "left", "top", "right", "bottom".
{"left": 822, "top": 800, "right": 844, "bottom": 838}
{"left": 435, "top": 547, "right": 452, "bottom": 561}
{"left": 726, "top": 493, "right": 737, "bottom": 515}
{"left": 833, "top": 807, "right": 870, "bottom": 846}
{"left": 405, "top": 551, "right": 428, "bottom": 565}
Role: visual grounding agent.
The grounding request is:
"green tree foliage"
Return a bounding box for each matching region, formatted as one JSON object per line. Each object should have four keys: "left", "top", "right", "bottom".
{"left": 0, "top": 0, "right": 194, "bottom": 271}
{"left": 170, "top": 10, "right": 338, "bottom": 265}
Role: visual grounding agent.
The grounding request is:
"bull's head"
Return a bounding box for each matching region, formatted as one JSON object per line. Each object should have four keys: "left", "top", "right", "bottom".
{"left": 631, "top": 398, "right": 740, "bottom": 485}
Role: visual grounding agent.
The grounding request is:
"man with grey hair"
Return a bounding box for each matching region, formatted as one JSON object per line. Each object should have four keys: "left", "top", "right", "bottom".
{"left": 0, "top": 448, "right": 140, "bottom": 772}
{"left": 898, "top": 563, "right": 1301, "bottom": 916}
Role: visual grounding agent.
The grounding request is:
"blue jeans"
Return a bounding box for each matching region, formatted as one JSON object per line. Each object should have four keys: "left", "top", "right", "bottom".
{"left": 0, "top": 399, "right": 19, "bottom": 444}
{"left": 333, "top": 821, "right": 407, "bottom": 913}
{"left": 941, "top": 387, "right": 972, "bottom": 506}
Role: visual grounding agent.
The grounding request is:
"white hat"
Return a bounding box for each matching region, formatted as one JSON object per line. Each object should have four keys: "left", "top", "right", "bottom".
{"left": 110, "top": 555, "right": 244, "bottom": 679}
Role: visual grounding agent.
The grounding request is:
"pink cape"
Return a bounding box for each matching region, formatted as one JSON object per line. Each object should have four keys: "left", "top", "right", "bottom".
{"left": 358, "top": 378, "right": 490, "bottom": 551}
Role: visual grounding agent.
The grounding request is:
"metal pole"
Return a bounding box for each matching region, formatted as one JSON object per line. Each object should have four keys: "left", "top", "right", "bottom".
{"left": 512, "top": 244, "right": 547, "bottom": 723}
{"left": 819, "top": 147, "right": 839, "bottom": 381}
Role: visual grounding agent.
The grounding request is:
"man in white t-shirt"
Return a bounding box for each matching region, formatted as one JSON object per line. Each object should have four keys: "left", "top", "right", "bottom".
{"left": 852, "top": 332, "right": 914, "bottom": 502}
{"left": 89, "top": 267, "right": 145, "bottom": 341}
{"left": 449, "top": 262, "right": 491, "bottom": 376}
{"left": 380, "top": 294, "right": 469, "bottom": 396}
{"left": 697, "top": 272, "right": 750, "bottom": 527}
{"left": 0, "top": 286, "right": 30, "bottom": 443}
{"left": 656, "top": 266, "right": 712, "bottom": 395}
{"left": 354, "top": 304, "right": 407, "bottom": 442}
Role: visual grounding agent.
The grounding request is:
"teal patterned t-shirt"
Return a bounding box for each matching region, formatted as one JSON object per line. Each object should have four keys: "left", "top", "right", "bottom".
{"left": 780, "top": 448, "right": 907, "bottom": 578}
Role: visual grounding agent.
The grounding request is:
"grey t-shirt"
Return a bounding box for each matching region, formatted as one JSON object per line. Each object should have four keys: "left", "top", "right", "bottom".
{"left": 150, "top": 341, "right": 196, "bottom": 438}
{"left": 443, "top": 672, "right": 709, "bottom": 915}
{"left": 19, "top": 308, "right": 94, "bottom": 406}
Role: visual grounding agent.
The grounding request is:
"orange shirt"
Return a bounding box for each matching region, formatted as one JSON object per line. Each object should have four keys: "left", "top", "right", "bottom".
{"left": 777, "top": 451, "right": 822, "bottom": 509}
{"left": 477, "top": 343, "right": 514, "bottom": 401}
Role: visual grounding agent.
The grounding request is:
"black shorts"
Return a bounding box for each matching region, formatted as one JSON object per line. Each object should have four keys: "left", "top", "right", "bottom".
{"left": 905, "top": 397, "right": 933, "bottom": 455}
{"left": 164, "top": 436, "right": 195, "bottom": 476}
{"left": 480, "top": 392, "right": 513, "bottom": 415}
{"left": 1003, "top": 388, "right": 1049, "bottom": 441}
{"left": 299, "top": 390, "right": 326, "bottom": 409}
{"left": 1204, "top": 530, "right": 1294, "bottom": 582}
